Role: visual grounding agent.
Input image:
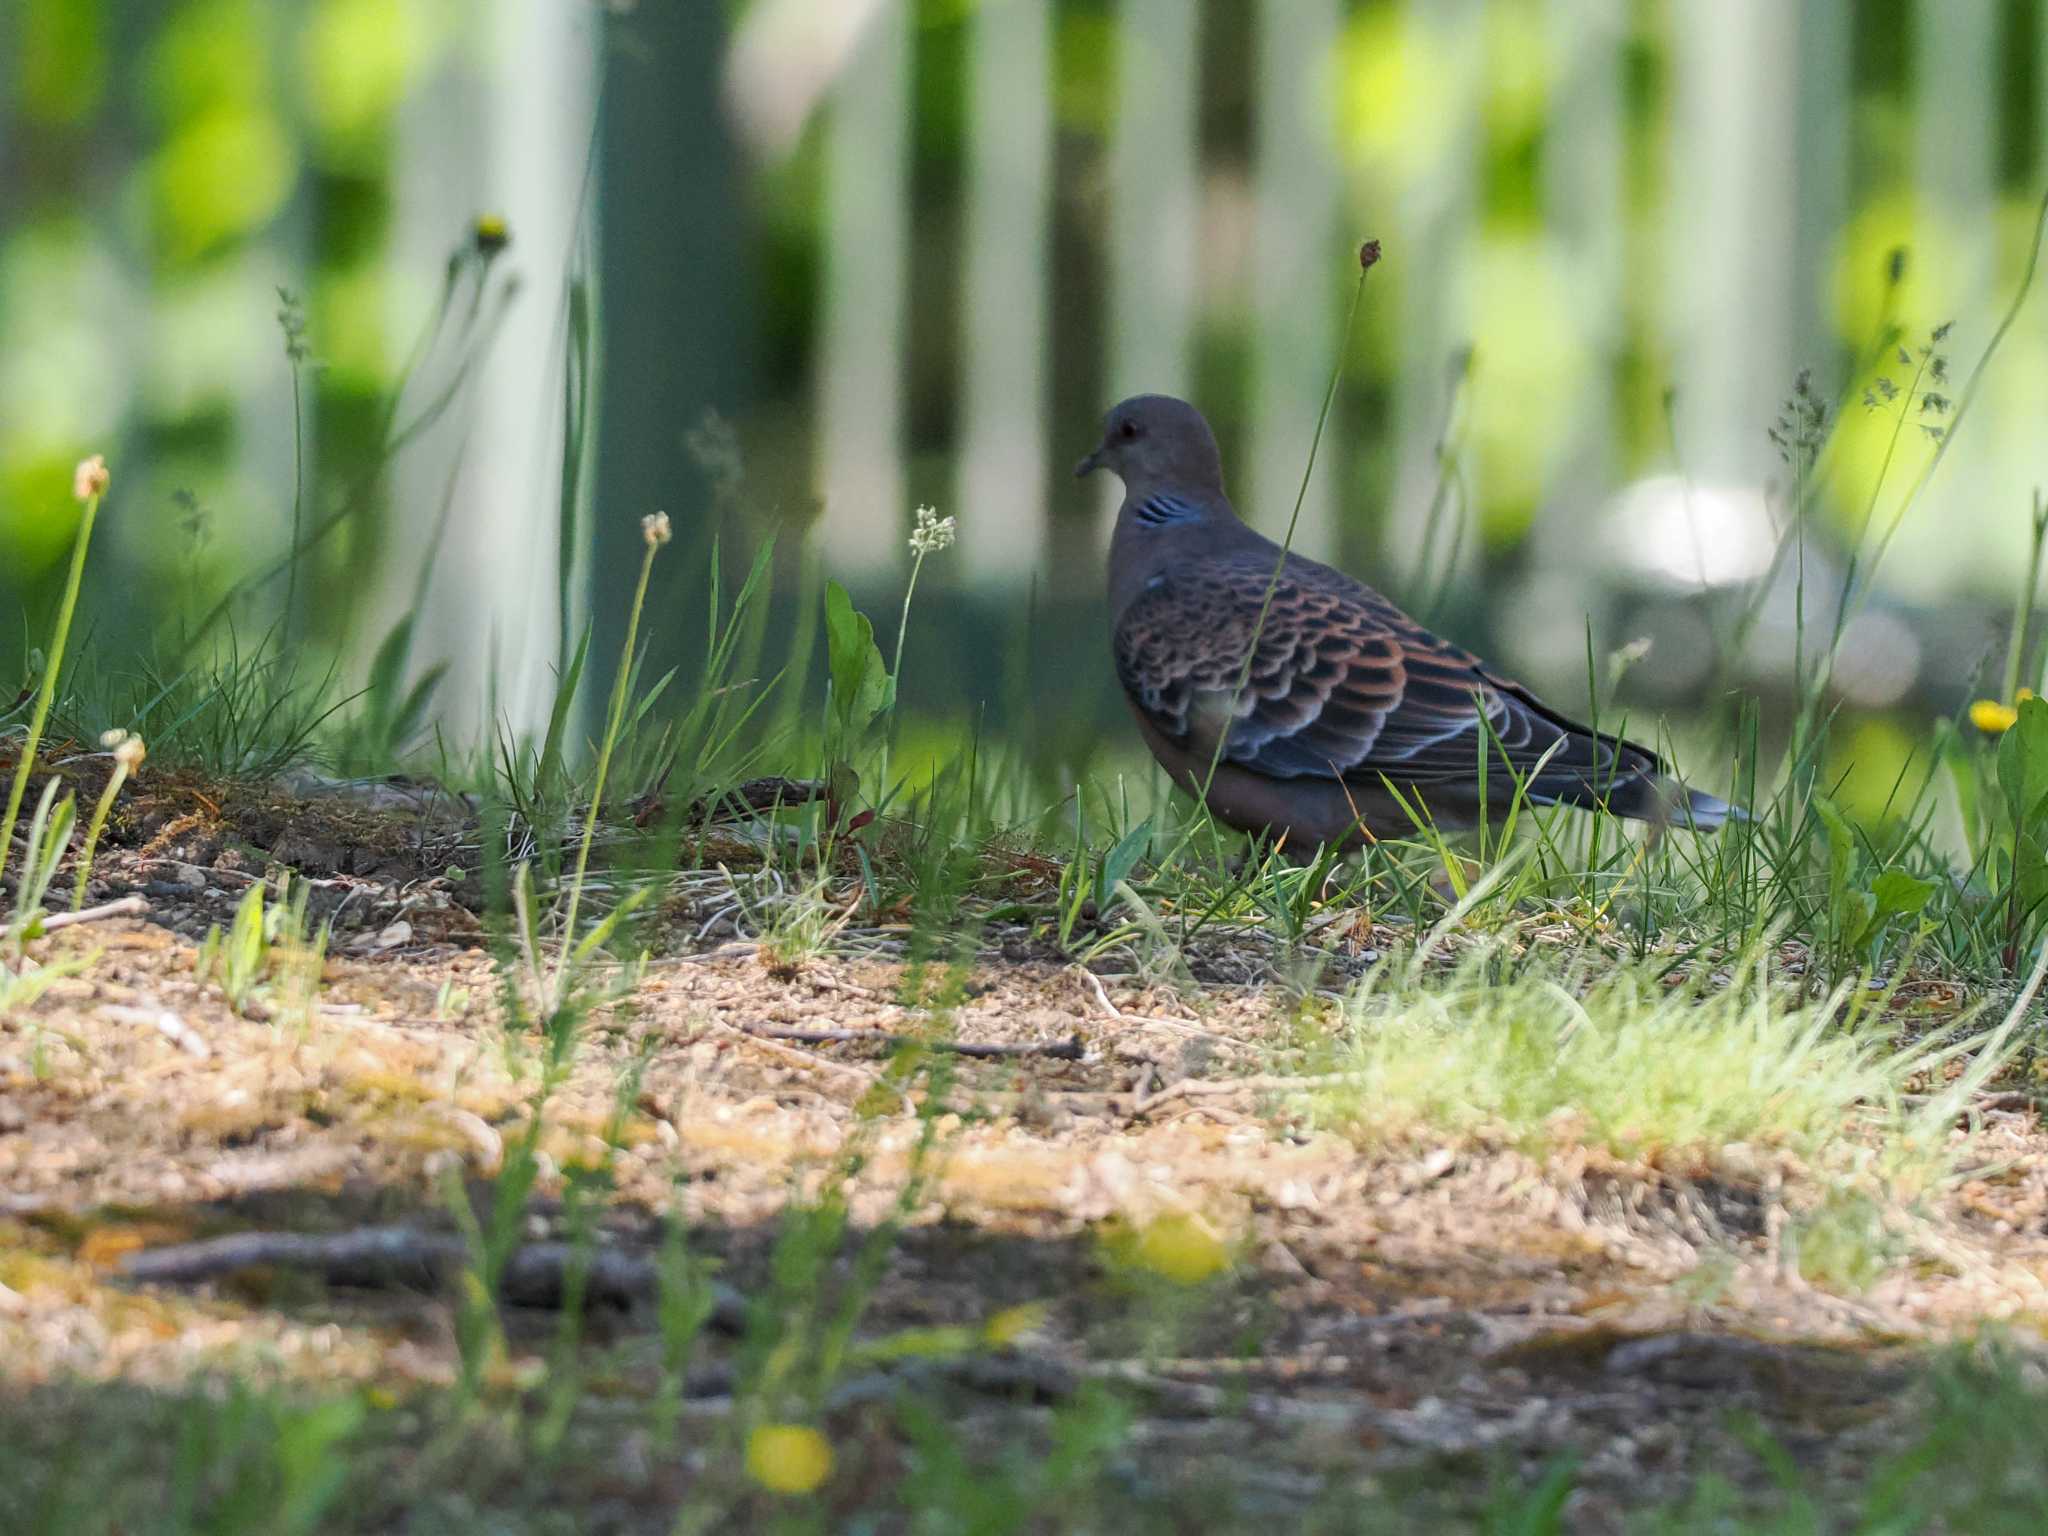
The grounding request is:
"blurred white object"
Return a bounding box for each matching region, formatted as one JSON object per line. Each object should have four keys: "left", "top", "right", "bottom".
{"left": 1831, "top": 609, "right": 1923, "bottom": 708}
{"left": 724, "top": 0, "right": 893, "bottom": 158}
{"left": 1604, "top": 474, "right": 1777, "bottom": 589}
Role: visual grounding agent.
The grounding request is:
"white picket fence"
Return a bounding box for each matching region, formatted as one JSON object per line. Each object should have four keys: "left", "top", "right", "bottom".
{"left": 732, "top": 0, "right": 2044, "bottom": 634}
{"left": 103, "top": 0, "right": 2036, "bottom": 738}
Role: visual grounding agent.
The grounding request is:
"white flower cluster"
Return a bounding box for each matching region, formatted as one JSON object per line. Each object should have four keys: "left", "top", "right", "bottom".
{"left": 908, "top": 504, "right": 956, "bottom": 557}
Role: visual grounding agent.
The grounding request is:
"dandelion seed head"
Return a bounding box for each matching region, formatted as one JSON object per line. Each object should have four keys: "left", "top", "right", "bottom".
{"left": 641, "top": 511, "right": 672, "bottom": 548}
{"left": 73, "top": 454, "right": 109, "bottom": 501}
{"left": 114, "top": 736, "right": 147, "bottom": 773}
{"left": 100, "top": 729, "right": 129, "bottom": 750}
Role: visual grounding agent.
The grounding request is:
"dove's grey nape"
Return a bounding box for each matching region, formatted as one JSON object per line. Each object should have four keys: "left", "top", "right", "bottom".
{"left": 1084, "top": 393, "right": 1740, "bottom": 850}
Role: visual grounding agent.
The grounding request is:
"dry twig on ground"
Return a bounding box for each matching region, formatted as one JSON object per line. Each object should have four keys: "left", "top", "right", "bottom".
{"left": 116, "top": 1224, "right": 747, "bottom": 1323}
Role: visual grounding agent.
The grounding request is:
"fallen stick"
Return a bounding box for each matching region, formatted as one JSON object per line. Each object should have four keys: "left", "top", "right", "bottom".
{"left": 1973, "top": 1090, "right": 2042, "bottom": 1114}
{"left": 743, "top": 1023, "right": 1085, "bottom": 1062}
{"left": 928, "top": 1070, "right": 1371, "bottom": 1122}
{"left": 1901, "top": 1088, "right": 2042, "bottom": 1121}
{"left": 1074, "top": 968, "right": 1229, "bottom": 1044}
{"left": 116, "top": 1224, "right": 746, "bottom": 1326}
{"left": 1081, "top": 1068, "right": 1375, "bottom": 1120}
{"left": 704, "top": 1015, "right": 892, "bottom": 1094}
{"left": 100, "top": 1003, "right": 209, "bottom": 1059}
{"left": 709, "top": 776, "right": 828, "bottom": 815}
{"left": 634, "top": 776, "right": 829, "bottom": 828}
{"left": 38, "top": 895, "right": 149, "bottom": 932}
{"left": 829, "top": 1350, "right": 1357, "bottom": 1425}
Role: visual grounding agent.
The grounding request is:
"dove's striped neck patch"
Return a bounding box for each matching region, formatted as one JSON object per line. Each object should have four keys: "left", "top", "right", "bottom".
{"left": 1131, "top": 492, "right": 1204, "bottom": 527}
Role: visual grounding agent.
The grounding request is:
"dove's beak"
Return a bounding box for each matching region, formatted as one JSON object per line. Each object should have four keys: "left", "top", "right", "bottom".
{"left": 1074, "top": 444, "right": 1105, "bottom": 479}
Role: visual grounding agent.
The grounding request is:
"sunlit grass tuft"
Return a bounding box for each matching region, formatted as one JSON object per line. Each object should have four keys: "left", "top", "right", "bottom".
{"left": 1316, "top": 947, "right": 1981, "bottom": 1187}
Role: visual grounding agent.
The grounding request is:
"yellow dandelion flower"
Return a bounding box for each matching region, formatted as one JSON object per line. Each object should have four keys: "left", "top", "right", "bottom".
{"left": 1130, "top": 1212, "right": 1231, "bottom": 1286}
{"left": 472, "top": 214, "right": 510, "bottom": 255}
{"left": 1972, "top": 700, "right": 2019, "bottom": 733}
{"left": 745, "top": 1423, "right": 833, "bottom": 1495}
{"left": 1972, "top": 689, "right": 2034, "bottom": 734}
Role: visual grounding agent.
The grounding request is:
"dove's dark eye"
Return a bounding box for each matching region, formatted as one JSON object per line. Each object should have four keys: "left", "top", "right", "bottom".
{"left": 1119, "top": 419, "right": 1140, "bottom": 441}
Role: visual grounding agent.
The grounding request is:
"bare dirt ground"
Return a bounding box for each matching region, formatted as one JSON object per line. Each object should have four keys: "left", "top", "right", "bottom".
{"left": 6, "top": 763, "right": 2048, "bottom": 1528}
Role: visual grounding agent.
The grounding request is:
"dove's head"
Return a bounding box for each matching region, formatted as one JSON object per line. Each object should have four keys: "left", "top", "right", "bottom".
{"left": 1075, "top": 394, "right": 1225, "bottom": 500}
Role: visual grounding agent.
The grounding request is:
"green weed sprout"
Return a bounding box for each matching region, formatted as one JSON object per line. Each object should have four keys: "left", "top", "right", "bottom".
{"left": 4, "top": 779, "right": 76, "bottom": 953}
{"left": 1954, "top": 492, "right": 2048, "bottom": 970}
{"left": 546, "top": 509, "right": 669, "bottom": 1012}
{"left": 816, "top": 504, "right": 955, "bottom": 848}
{"left": 1, "top": 455, "right": 109, "bottom": 896}
{"left": 0, "top": 782, "right": 87, "bottom": 1033}
{"left": 198, "top": 881, "right": 273, "bottom": 1014}
{"left": 444, "top": 511, "right": 671, "bottom": 1410}
{"left": 192, "top": 872, "right": 323, "bottom": 1019}
{"left": 74, "top": 731, "right": 145, "bottom": 910}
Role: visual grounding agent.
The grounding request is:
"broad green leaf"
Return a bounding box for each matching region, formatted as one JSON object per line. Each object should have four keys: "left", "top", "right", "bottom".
{"left": 537, "top": 624, "right": 592, "bottom": 804}
{"left": 827, "top": 760, "right": 862, "bottom": 817}
{"left": 1811, "top": 796, "right": 1853, "bottom": 860}
{"left": 1869, "top": 868, "right": 1935, "bottom": 922}
{"left": 1996, "top": 696, "right": 2048, "bottom": 828}
{"left": 1811, "top": 797, "right": 1856, "bottom": 933}
{"left": 393, "top": 663, "right": 448, "bottom": 747}
{"left": 1839, "top": 888, "right": 1877, "bottom": 952}
{"left": 364, "top": 615, "right": 416, "bottom": 721}
{"left": 1096, "top": 817, "right": 1153, "bottom": 909}
{"left": 2015, "top": 830, "right": 2048, "bottom": 923}
{"left": 824, "top": 581, "right": 892, "bottom": 739}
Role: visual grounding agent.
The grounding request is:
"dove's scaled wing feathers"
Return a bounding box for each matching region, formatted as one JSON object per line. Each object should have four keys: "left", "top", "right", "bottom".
{"left": 1112, "top": 546, "right": 1659, "bottom": 792}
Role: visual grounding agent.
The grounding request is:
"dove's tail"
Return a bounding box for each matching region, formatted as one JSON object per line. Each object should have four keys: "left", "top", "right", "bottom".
{"left": 1540, "top": 771, "right": 1745, "bottom": 832}
{"left": 1468, "top": 680, "right": 1746, "bottom": 832}
{"left": 1657, "top": 781, "right": 1747, "bottom": 833}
